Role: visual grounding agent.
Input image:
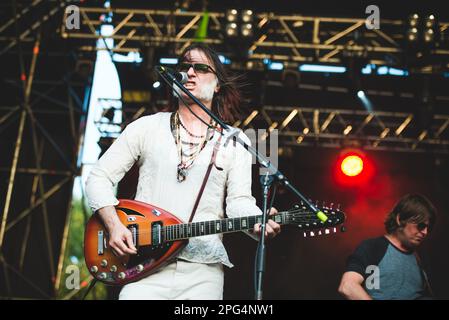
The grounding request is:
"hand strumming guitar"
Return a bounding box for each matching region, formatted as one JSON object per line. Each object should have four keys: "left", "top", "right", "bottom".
{"left": 98, "top": 206, "right": 137, "bottom": 256}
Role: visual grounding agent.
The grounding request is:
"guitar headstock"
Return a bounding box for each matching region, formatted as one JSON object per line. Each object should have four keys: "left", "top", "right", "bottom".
{"left": 283, "top": 201, "right": 346, "bottom": 238}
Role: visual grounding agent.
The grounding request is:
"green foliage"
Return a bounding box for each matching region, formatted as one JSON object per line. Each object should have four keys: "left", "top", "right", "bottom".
{"left": 56, "top": 199, "right": 107, "bottom": 300}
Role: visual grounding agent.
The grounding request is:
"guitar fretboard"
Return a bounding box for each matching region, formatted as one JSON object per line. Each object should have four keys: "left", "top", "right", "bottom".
{"left": 163, "top": 213, "right": 286, "bottom": 241}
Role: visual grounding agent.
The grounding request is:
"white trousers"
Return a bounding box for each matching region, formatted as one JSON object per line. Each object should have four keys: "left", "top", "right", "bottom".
{"left": 119, "top": 260, "right": 224, "bottom": 300}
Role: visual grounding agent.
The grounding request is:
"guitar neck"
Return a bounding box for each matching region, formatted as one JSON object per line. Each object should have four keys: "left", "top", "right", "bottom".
{"left": 163, "top": 213, "right": 288, "bottom": 242}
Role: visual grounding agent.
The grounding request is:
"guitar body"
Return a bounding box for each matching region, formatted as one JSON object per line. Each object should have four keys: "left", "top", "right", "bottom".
{"left": 84, "top": 199, "right": 187, "bottom": 286}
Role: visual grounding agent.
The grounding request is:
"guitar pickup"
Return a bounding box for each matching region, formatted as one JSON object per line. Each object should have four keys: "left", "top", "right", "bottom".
{"left": 151, "top": 222, "right": 162, "bottom": 246}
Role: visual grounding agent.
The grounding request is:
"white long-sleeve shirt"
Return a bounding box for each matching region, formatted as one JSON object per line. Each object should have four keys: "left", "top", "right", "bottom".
{"left": 85, "top": 112, "right": 262, "bottom": 267}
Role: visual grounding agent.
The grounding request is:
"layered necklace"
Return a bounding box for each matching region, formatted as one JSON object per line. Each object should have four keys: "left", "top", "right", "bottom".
{"left": 171, "top": 111, "right": 216, "bottom": 182}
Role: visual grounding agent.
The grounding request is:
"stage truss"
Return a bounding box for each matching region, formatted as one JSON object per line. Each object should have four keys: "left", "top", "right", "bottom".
{"left": 60, "top": 7, "right": 449, "bottom": 67}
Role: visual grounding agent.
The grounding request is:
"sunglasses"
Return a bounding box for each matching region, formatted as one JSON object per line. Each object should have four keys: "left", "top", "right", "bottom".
{"left": 177, "top": 62, "right": 216, "bottom": 74}
{"left": 415, "top": 222, "right": 430, "bottom": 232}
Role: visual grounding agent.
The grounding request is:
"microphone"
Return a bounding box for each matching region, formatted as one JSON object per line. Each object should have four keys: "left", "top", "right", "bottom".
{"left": 156, "top": 65, "right": 188, "bottom": 84}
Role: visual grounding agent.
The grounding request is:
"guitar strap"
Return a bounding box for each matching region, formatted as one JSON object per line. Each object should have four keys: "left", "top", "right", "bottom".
{"left": 188, "top": 129, "right": 223, "bottom": 223}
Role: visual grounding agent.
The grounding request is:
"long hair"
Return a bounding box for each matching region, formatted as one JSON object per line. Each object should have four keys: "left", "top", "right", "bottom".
{"left": 167, "top": 43, "right": 242, "bottom": 123}
{"left": 384, "top": 194, "right": 437, "bottom": 234}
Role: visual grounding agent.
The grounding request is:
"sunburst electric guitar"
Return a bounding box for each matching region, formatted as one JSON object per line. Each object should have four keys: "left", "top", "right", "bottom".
{"left": 84, "top": 199, "right": 346, "bottom": 285}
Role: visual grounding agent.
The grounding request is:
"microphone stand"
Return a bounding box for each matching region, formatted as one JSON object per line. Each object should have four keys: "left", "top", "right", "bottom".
{"left": 255, "top": 172, "right": 274, "bottom": 300}
{"left": 156, "top": 67, "right": 328, "bottom": 300}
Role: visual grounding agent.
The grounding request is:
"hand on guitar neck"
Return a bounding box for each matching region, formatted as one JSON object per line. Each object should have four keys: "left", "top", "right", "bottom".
{"left": 253, "top": 207, "right": 281, "bottom": 239}
{"left": 97, "top": 205, "right": 138, "bottom": 257}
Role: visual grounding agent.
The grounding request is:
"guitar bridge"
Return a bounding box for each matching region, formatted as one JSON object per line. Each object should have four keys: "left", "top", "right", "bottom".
{"left": 98, "top": 230, "right": 104, "bottom": 255}
{"left": 127, "top": 224, "right": 138, "bottom": 247}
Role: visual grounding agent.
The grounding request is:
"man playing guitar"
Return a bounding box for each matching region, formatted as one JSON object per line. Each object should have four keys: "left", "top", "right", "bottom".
{"left": 85, "top": 43, "right": 281, "bottom": 299}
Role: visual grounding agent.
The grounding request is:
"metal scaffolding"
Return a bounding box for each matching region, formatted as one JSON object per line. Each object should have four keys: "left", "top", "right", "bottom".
{"left": 234, "top": 106, "right": 449, "bottom": 154}
{"left": 0, "top": 0, "right": 92, "bottom": 299}
{"left": 60, "top": 7, "right": 449, "bottom": 65}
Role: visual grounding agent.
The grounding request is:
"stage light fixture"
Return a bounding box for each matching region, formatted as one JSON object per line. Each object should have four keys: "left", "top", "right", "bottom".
{"left": 425, "top": 14, "right": 435, "bottom": 28}
{"left": 241, "top": 10, "right": 253, "bottom": 23}
{"left": 341, "top": 155, "right": 364, "bottom": 177}
{"left": 225, "top": 9, "right": 254, "bottom": 38}
{"left": 226, "top": 23, "right": 238, "bottom": 37}
{"left": 407, "top": 27, "right": 419, "bottom": 42}
{"left": 408, "top": 13, "right": 419, "bottom": 27}
{"left": 226, "top": 9, "right": 238, "bottom": 22}
{"left": 241, "top": 23, "right": 253, "bottom": 37}
{"left": 424, "top": 29, "right": 434, "bottom": 43}
{"left": 152, "top": 81, "right": 161, "bottom": 89}
{"left": 424, "top": 15, "right": 436, "bottom": 43}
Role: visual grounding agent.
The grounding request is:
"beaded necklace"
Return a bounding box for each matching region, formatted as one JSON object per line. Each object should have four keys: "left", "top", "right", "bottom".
{"left": 171, "top": 111, "right": 215, "bottom": 182}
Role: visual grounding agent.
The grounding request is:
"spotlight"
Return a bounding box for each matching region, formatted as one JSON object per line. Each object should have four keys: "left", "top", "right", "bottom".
{"left": 241, "top": 9, "right": 254, "bottom": 37}
{"left": 225, "top": 9, "right": 255, "bottom": 38}
{"left": 241, "top": 23, "right": 253, "bottom": 37}
{"left": 152, "top": 81, "right": 161, "bottom": 89}
{"left": 341, "top": 155, "right": 364, "bottom": 177}
{"left": 159, "top": 57, "right": 178, "bottom": 65}
{"left": 408, "top": 13, "right": 419, "bottom": 27}
{"left": 226, "top": 23, "right": 238, "bottom": 37}
{"left": 424, "top": 15, "right": 437, "bottom": 43}
{"left": 405, "top": 13, "right": 439, "bottom": 46}
{"left": 425, "top": 14, "right": 435, "bottom": 28}
{"left": 357, "top": 90, "right": 373, "bottom": 112}
{"left": 357, "top": 90, "right": 365, "bottom": 98}
{"left": 267, "top": 61, "right": 284, "bottom": 71}
{"left": 334, "top": 150, "right": 374, "bottom": 187}
{"left": 424, "top": 29, "right": 434, "bottom": 43}
{"left": 241, "top": 10, "right": 253, "bottom": 23}
{"left": 406, "top": 14, "right": 420, "bottom": 43}
{"left": 407, "top": 27, "right": 419, "bottom": 42}
{"left": 226, "top": 9, "right": 238, "bottom": 22}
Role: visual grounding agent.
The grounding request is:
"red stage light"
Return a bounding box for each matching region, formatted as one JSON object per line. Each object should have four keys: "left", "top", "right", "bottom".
{"left": 341, "top": 155, "right": 364, "bottom": 177}
{"left": 334, "top": 150, "right": 374, "bottom": 187}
